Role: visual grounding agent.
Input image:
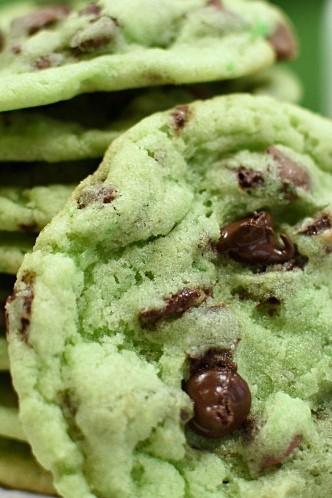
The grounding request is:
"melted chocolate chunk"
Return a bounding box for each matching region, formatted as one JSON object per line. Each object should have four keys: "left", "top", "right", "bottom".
{"left": 70, "top": 16, "right": 116, "bottom": 53}
{"left": 300, "top": 215, "right": 332, "bottom": 236}
{"left": 171, "top": 105, "right": 190, "bottom": 131}
{"left": 217, "top": 211, "right": 295, "bottom": 266}
{"left": 267, "top": 146, "right": 311, "bottom": 191}
{"left": 268, "top": 23, "right": 297, "bottom": 61}
{"left": 6, "top": 273, "right": 35, "bottom": 343}
{"left": 184, "top": 350, "right": 251, "bottom": 438}
{"left": 79, "top": 3, "right": 102, "bottom": 17}
{"left": 139, "top": 288, "right": 209, "bottom": 329}
{"left": 261, "top": 435, "right": 302, "bottom": 470}
{"left": 77, "top": 184, "right": 117, "bottom": 209}
{"left": 11, "top": 6, "right": 70, "bottom": 37}
{"left": 237, "top": 167, "right": 264, "bottom": 190}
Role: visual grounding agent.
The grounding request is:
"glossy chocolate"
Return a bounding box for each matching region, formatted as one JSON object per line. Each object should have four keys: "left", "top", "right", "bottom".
{"left": 217, "top": 211, "right": 295, "bottom": 265}
{"left": 185, "top": 367, "right": 251, "bottom": 438}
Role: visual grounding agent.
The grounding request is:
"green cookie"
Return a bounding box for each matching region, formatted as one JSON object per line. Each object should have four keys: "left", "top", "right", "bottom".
{"left": 0, "top": 438, "right": 55, "bottom": 495}
{"left": 0, "top": 0, "right": 296, "bottom": 112}
{"left": 0, "top": 67, "right": 301, "bottom": 163}
{"left": 7, "top": 95, "right": 332, "bottom": 498}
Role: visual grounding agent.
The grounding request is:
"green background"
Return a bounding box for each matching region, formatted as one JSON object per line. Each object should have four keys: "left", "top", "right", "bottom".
{"left": 275, "top": 0, "right": 326, "bottom": 114}
{"left": 0, "top": 0, "right": 327, "bottom": 115}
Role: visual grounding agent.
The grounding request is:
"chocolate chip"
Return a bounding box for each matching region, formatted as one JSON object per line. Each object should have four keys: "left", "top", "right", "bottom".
{"left": 267, "top": 146, "right": 311, "bottom": 191}
{"left": 70, "top": 16, "right": 116, "bottom": 53}
{"left": 79, "top": 3, "right": 102, "bottom": 17}
{"left": 261, "top": 435, "right": 302, "bottom": 470}
{"left": 77, "top": 184, "right": 117, "bottom": 209}
{"left": 237, "top": 167, "right": 264, "bottom": 190}
{"left": 11, "top": 6, "right": 70, "bottom": 37}
{"left": 171, "top": 105, "right": 190, "bottom": 131}
{"left": 300, "top": 215, "right": 332, "bottom": 236}
{"left": 184, "top": 359, "right": 251, "bottom": 438}
{"left": 139, "top": 288, "right": 209, "bottom": 329}
{"left": 217, "top": 211, "right": 296, "bottom": 266}
{"left": 268, "top": 23, "right": 297, "bottom": 61}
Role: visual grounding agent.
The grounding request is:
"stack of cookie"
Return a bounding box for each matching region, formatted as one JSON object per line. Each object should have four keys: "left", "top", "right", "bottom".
{"left": 0, "top": 0, "right": 316, "bottom": 498}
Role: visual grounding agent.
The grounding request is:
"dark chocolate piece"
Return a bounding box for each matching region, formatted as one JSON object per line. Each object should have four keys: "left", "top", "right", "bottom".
{"left": 139, "top": 288, "right": 209, "bottom": 329}
{"left": 261, "top": 435, "right": 302, "bottom": 470}
{"left": 217, "top": 211, "right": 295, "bottom": 266}
{"left": 237, "top": 167, "right": 264, "bottom": 190}
{"left": 300, "top": 214, "right": 332, "bottom": 236}
{"left": 268, "top": 23, "right": 297, "bottom": 61}
{"left": 171, "top": 105, "right": 190, "bottom": 131}
{"left": 184, "top": 353, "right": 251, "bottom": 438}
{"left": 268, "top": 146, "right": 311, "bottom": 191}
{"left": 70, "top": 16, "right": 116, "bottom": 53}
{"left": 77, "top": 184, "right": 117, "bottom": 209}
{"left": 11, "top": 6, "right": 70, "bottom": 36}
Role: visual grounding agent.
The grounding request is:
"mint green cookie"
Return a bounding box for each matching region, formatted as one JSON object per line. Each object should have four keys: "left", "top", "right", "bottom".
{"left": 7, "top": 95, "right": 332, "bottom": 498}
{"left": 0, "top": 438, "right": 55, "bottom": 495}
{"left": 0, "top": 67, "right": 301, "bottom": 163}
{"left": 0, "top": 0, "right": 296, "bottom": 112}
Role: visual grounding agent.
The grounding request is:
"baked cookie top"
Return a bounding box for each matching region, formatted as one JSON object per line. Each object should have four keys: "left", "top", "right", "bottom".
{"left": 0, "top": 0, "right": 296, "bottom": 111}
{"left": 7, "top": 94, "right": 332, "bottom": 498}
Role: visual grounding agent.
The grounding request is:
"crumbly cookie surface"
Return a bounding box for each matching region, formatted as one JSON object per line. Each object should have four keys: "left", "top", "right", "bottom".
{"left": 0, "top": 0, "right": 296, "bottom": 111}
{"left": 7, "top": 95, "right": 332, "bottom": 498}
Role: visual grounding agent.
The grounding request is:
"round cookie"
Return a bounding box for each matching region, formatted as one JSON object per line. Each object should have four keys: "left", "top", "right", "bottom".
{"left": 0, "top": 0, "right": 296, "bottom": 111}
{"left": 0, "top": 67, "right": 301, "bottom": 163}
{"left": 7, "top": 94, "right": 332, "bottom": 498}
